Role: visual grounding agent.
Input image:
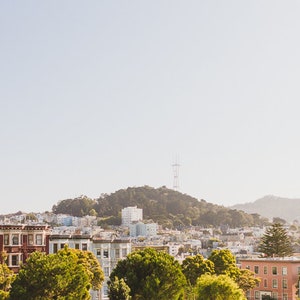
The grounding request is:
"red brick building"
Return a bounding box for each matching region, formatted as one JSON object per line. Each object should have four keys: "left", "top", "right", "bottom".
{"left": 240, "top": 257, "right": 300, "bottom": 300}
{"left": 0, "top": 225, "right": 50, "bottom": 273}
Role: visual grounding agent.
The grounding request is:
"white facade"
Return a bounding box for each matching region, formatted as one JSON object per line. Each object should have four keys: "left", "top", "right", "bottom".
{"left": 121, "top": 206, "right": 143, "bottom": 226}
{"left": 91, "top": 238, "right": 132, "bottom": 300}
{"left": 48, "top": 233, "right": 131, "bottom": 300}
{"left": 129, "top": 221, "right": 157, "bottom": 237}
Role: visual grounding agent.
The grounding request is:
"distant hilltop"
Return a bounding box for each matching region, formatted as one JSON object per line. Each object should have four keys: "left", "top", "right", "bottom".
{"left": 230, "top": 195, "right": 300, "bottom": 222}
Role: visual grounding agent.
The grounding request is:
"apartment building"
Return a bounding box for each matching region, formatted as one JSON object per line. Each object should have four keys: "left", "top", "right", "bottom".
{"left": 240, "top": 257, "right": 300, "bottom": 300}
{"left": 49, "top": 232, "right": 131, "bottom": 300}
{"left": 121, "top": 206, "right": 143, "bottom": 226}
{"left": 0, "top": 224, "right": 50, "bottom": 273}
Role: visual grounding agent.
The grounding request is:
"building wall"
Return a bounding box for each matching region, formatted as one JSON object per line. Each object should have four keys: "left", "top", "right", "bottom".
{"left": 0, "top": 225, "right": 50, "bottom": 273}
{"left": 121, "top": 206, "right": 143, "bottom": 226}
{"left": 240, "top": 258, "right": 300, "bottom": 300}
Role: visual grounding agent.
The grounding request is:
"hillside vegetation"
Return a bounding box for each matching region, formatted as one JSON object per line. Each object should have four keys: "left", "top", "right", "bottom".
{"left": 52, "top": 186, "right": 267, "bottom": 228}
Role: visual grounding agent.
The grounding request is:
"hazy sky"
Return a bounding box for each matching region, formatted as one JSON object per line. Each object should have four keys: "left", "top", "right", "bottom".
{"left": 1, "top": 1, "right": 300, "bottom": 214}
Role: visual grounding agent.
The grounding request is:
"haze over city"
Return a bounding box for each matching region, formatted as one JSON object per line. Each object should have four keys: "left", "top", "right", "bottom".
{"left": 1, "top": 1, "right": 300, "bottom": 214}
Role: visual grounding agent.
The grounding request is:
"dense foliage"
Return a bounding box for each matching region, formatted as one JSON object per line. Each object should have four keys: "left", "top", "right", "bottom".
{"left": 109, "top": 248, "right": 186, "bottom": 300}
{"left": 0, "top": 253, "right": 15, "bottom": 300}
{"left": 258, "top": 222, "right": 293, "bottom": 257}
{"left": 181, "top": 254, "right": 214, "bottom": 286}
{"left": 52, "top": 186, "right": 267, "bottom": 228}
{"left": 9, "top": 247, "right": 104, "bottom": 300}
{"left": 181, "top": 250, "right": 259, "bottom": 295}
{"left": 195, "top": 274, "right": 246, "bottom": 300}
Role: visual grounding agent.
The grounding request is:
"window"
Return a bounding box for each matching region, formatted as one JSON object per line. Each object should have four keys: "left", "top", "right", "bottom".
{"left": 282, "top": 278, "right": 287, "bottom": 289}
{"left": 53, "top": 243, "right": 58, "bottom": 253}
{"left": 282, "top": 267, "right": 287, "bottom": 275}
{"left": 272, "top": 266, "right": 277, "bottom": 275}
{"left": 28, "top": 234, "right": 33, "bottom": 245}
{"left": 82, "top": 243, "right": 87, "bottom": 251}
{"left": 4, "top": 234, "right": 9, "bottom": 245}
{"left": 60, "top": 243, "right": 65, "bottom": 249}
{"left": 75, "top": 243, "right": 80, "bottom": 249}
{"left": 96, "top": 249, "right": 101, "bottom": 257}
{"left": 246, "top": 265, "right": 250, "bottom": 270}
{"left": 283, "top": 293, "right": 288, "bottom": 300}
{"left": 271, "top": 292, "right": 278, "bottom": 300}
{"left": 272, "top": 279, "right": 278, "bottom": 288}
{"left": 11, "top": 255, "right": 19, "bottom": 266}
{"left": 115, "top": 249, "right": 120, "bottom": 259}
{"left": 122, "top": 248, "right": 127, "bottom": 257}
{"left": 254, "top": 266, "right": 259, "bottom": 274}
{"left": 103, "top": 250, "right": 109, "bottom": 258}
{"left": 264, "top": 279, "right": 267, "bottom": 287}
{"left": 104, "top": 267, "right": 109, "bottom": 276}
{"left": 12, "top": 234, "right": 19, "bottom": 245}
{"left": 255, "top": 291, "right": 260, "bottom": 299}
{"left": 35, "top": 234, "right": 42, "bottom": 245}
{"left": 264, "top": 266, "right": 268, "bottom": 274}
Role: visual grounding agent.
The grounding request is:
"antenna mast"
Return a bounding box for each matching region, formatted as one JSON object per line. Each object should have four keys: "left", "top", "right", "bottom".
{"left": 172, "top": 156, "right": 180, "bottom": 191}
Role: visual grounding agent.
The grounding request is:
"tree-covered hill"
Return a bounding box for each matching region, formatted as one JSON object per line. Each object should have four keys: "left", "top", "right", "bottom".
{"left": 52, "top": 186, "right": 267, "bottom": 228}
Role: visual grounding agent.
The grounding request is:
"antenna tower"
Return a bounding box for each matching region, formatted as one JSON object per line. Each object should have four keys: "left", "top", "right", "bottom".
{"left": 172, "top": 156, "right": 180, "bottom": 191}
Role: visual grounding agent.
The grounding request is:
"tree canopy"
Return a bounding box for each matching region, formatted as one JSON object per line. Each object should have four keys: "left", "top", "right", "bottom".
{"left": 109, "top": 248, "right": 186, "bottom": 300}
{"left": 181, "top": 254, "right": 214, "bottom": 286}
{"left": 258, "top": 222, "right": 293, "bottom": 257}
{"left": 195, "top": 274, "right": 246, "bottom": 300}
{"left": 9, "top": 246, "right": 104, "bottom": 300}
{"left": 208, "top": 249, "right": 240, "bottom": 280}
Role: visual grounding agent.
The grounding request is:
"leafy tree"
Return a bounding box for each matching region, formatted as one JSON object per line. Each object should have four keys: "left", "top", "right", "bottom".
{"left": 236, "top": 268, "right": 260, "bottom": 294}
{"left": 195, "top": 274, "right": 246, "bottom": 300}
{"left": 181, "top": 254, "right": 214, "bottom": 286}
{"left": 208, "top": 249, "right": 240, "bottom": 280}
{"left": 0, "top": 253, "right": 15, "bottom": 300}
{"left": 258, "top": 223, "right": 293, "bottom": 257}
{"left": 108, "top": 277, "right": 131, "bottom": 300}
{"left": 109, "top": 248, "right": 186, "bottom": 300}
{"left": 10, "top": 246, "right": 104, "bottom": 300}
{"left": 60, "top": 247, "right": 104, "bottom": 290}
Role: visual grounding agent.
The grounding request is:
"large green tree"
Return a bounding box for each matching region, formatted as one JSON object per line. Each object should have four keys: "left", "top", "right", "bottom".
{"left": 258, "top": 222, "right": 293, "bottom": 257}
{"left": 208, "top": 249, "right": 240, "bottom": 280}
{"left": 9, "top": 247, "right": 104, "bottom": 300}
{"left": 181, "top": 254, "right": 214, "bottom": 286}
{"left": 109, "top": 248, "right": 186, "bottom": 300}
{"left": 195, "top": 274, "right": 246, "bottom": 300}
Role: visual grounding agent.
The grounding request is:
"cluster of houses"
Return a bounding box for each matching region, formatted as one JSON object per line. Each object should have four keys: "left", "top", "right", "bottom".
{"left": 1, "top": 206, "right": 300, "bottom": 299}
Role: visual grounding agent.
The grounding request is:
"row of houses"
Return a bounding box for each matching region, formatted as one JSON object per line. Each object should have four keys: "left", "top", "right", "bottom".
{"left": 0, "top": 224, "right": 130, "bottom": 300}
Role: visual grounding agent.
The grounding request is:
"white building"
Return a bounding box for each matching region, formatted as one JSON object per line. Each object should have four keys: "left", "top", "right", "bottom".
{"left": 48, "top": 232, "right": 131, "bottom": 300}
{"left": 129, "top": 221, "right": 157, "bottom": 237}
{"left": 91, "top": 238, "right": 131, "bottom": 300}
{"left": 121, "top": 206, "right": 143, "bottom": 226}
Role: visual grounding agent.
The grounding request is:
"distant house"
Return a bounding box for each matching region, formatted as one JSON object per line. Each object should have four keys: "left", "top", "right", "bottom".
{"left": 0, "top": 224, "right": 50, "bottom": 273}
{"left": 240, "top": 257, "right": 300, "bottom": 300}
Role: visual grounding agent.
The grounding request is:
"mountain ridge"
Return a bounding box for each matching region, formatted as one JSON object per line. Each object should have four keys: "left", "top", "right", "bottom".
{"left": 230, "top": 195, "right": 300, "bottom": 222}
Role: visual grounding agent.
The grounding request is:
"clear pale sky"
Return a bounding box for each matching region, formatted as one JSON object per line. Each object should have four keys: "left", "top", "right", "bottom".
{"left": 1, "top": 1, "right": 300, "bottom": 214}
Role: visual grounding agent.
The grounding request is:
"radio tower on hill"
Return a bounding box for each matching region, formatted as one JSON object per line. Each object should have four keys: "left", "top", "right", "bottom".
{"left": 172, "top": 156, "right": 180, "bottom": 191}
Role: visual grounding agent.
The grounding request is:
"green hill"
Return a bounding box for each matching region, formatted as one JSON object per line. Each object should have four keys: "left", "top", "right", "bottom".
{"left": 52, "top": 186, "right": 267, "bottom": 228}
